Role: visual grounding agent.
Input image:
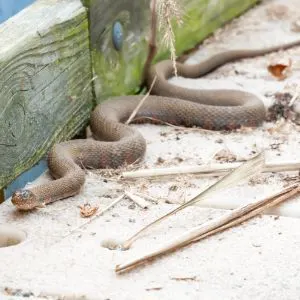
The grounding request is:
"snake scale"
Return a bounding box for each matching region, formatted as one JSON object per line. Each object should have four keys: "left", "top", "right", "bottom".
{"left": 11, "top": 41, "right": 300, "bottom": 210}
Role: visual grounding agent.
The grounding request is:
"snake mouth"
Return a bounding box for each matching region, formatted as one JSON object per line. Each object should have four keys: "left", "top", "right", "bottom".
{"left": 11, "top": 190, "right": 40, "bottom": 210}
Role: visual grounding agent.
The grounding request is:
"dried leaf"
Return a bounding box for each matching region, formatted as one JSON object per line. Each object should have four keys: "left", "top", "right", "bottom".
{"left": 79, "top": 203, "right": 98, "bottom": 218}
{"left": 267, "top": 58, "right": 292, "bottom": 80}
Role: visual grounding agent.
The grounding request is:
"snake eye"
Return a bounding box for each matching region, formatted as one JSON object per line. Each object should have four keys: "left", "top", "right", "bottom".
{"left": 112, "top": 21, "right": 123, "bottom": 51}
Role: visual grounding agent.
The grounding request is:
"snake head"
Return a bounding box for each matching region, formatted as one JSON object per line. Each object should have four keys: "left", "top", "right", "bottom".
{"left": 11, "top": 189, "right": 42, "bottom": 210}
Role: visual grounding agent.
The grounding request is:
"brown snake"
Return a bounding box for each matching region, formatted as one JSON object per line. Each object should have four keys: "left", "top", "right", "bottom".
{"left": 11, "top": 41, "right": 300, "bottom": 210}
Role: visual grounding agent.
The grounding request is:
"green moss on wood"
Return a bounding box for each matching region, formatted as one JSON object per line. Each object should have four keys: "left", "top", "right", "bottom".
{"left": 155, "top": 0, "right": 259, "bottom": 61}
{"left": 0, "top": 1, "right": 93, "bottom": 189}
{"left": 88, "top": 0, "right": 259, "bottom": 103}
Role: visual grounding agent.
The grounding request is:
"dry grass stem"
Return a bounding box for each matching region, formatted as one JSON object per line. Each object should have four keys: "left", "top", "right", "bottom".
{"left": 134, "top": 192, "right": 159, "bottom": 204}
{"left": 157, "top": 0, "right": 183, "bottom": 75}
{"left": 116, "top": 181, "right": 300, "bottom": 273}
{"left": 125, "top": 76, "right": 157, "bottom": 125}
{"left": 122, "top": 161, "right": 300, "bottom": 179}
{"left": 125, "top": 192, "right": 149, "bottom": 209}
{"left": 97, "top": 194, "right": 126, "bottom": 216}
{"left": 289, "top": 89, "right": 299, "bottom": 107}
{"left": 120, "top": 152, "right": 265, "bottom": 250}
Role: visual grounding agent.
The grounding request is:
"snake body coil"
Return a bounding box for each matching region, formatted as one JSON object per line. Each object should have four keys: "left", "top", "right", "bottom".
{"left": 11, "top": 41, "right": 300, "bottom": 210}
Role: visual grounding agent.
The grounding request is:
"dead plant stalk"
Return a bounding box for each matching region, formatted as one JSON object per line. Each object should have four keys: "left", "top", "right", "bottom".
{"left": 116, "top": 181, "right": 300, "bottom": 273}
{"left": 121, "top": 153, "right": 265, "bottom": 250}
{"left": 122, "top": 161, "right": 300, "bottom": 179}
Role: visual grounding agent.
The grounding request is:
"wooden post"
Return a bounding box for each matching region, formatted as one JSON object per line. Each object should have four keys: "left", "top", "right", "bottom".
{"left": 0, "top": 0, "right": 93, "bottom": 189}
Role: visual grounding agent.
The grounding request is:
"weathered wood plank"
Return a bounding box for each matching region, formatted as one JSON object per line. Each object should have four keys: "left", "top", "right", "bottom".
{"left": 0, "top": 0, "right": 93, "bottom": 189}
{"left": 87, "top": 0, "right": 259, "bottom": 103}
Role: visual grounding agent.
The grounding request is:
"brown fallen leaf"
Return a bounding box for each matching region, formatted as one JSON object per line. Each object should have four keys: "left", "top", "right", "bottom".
{"left": 267, "top": 58, "right": 292, "bottom": 80}
{"left": 79, "top": 203, "right": 98, "bottom": 218}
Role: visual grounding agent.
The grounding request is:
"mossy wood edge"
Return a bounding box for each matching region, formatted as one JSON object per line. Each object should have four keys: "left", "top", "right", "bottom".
{"left": 0, "top": 0, "right": 93, "bottom": 189}
{"left": 87, "top": 0, "right": 259, "bottom": 102}
{"left": 0, "top": 0, "right": 258, "bottom": 190}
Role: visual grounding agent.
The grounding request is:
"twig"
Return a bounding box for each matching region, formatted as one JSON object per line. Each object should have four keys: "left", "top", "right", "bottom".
{"left": 190, "top": 183, "right": 300, "bottom": 244}
{"left": 115, "top": 181, "right": 300, "bottom": 273}
{"left": 122, "top": 161, "right": 300, "bottom": 179}
{"left": 141, "top": 0, "right": 158, "bottom": 87}
{"left": 120, "top": 152, "right": 265, "bottom": 250}
{"left": 134, "top": 192, "right": 159, "bottom": 204}
{"left": 125, "top": 76, "right": 157, "bottom": 125}
{"left": 97, "top": 194, "right": 126, "bottom": 216}
{"left": 125, "top": 192, "right": 149, "bottom": 209}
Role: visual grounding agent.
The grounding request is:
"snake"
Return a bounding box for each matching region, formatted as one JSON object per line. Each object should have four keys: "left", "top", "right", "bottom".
{"left": 11, "top": 40, "right": 300, "bottom": 210}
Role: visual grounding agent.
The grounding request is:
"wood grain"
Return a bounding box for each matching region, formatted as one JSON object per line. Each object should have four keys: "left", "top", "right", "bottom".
{"left": 0, "top": 0, "right": 93, "bottom": 189}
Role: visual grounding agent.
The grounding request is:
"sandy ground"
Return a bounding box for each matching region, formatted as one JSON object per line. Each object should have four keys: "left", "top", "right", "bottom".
{"left": 1, "top": 0, "right": 300, "bottom": 299}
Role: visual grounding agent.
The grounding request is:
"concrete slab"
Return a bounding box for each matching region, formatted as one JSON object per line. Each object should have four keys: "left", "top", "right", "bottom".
{"left": 1, "top": 0, "right": 300, "bottom": 299}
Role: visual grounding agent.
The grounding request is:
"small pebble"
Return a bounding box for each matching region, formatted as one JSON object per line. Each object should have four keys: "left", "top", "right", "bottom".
{"left": 128, "top": 203, "right": 136, "bottom": 210}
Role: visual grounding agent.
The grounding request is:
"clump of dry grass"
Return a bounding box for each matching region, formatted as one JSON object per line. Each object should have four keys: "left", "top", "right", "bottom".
{"left": 143, "top": 0, "right": 220, "bottom": 83}
{"left": 154, "top": 0, "right": 222, "bottom": 74}
{"left": 156, "top": 0, "right": 183, "bottom": 75}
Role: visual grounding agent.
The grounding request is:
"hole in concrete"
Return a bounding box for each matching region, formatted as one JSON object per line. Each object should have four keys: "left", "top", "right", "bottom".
{"left": 101, "top": 238, "right": 124, "bottom": 250}
{"left": 0, "top": 225, "right": 26, "bottom": 248}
